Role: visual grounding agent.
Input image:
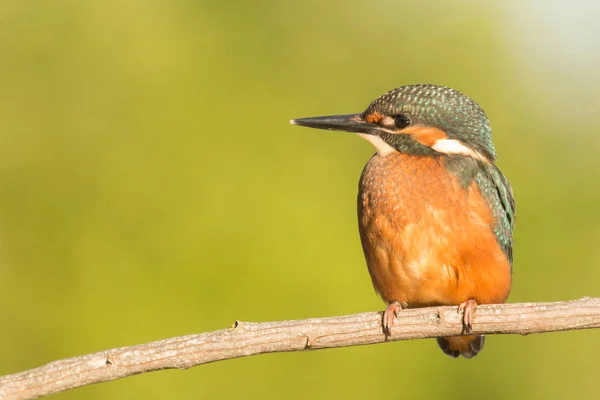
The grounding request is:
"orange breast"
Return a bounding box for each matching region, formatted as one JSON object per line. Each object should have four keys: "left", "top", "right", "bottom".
{"left": 358, "top": 153, "right": 511, "bottom": 307}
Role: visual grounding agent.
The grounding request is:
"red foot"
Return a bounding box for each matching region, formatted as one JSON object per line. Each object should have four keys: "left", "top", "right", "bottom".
{"left": 382, "top": 302, "right": 405, "bottom": 338}
{"left": 458, "top": 299, "right": 478, "bottom": 333}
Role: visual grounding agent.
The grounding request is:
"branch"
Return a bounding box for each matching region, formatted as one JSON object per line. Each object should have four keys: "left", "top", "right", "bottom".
{"left": 2, "top": 297, "right": 600, "bottom": 399}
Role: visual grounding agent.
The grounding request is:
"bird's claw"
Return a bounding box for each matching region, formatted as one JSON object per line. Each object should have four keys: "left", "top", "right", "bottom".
{"left": 382, "top": 302, "right": 406, "bottom": 338}
{"left": 458, "top": 299, "right": 478, "bottom": 333}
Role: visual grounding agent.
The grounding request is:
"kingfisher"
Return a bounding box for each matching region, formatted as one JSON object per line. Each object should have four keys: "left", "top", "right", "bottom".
{"left": 291, "top": 84, "right": 515, "bottom": 358}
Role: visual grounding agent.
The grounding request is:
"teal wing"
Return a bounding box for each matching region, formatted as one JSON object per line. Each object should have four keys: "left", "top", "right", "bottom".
{"left": 475, "top": 163, "right": 516, "bottom": 266}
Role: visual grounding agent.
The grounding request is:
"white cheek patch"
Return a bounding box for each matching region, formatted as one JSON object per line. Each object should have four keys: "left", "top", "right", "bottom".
{"left": 431, "top": 139, "right": 487, "bottom": 162}
{"left": 357, "top": 133, "right": 396, "bottom": 156}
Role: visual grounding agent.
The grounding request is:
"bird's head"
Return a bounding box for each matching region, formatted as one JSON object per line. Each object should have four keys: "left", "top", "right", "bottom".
{"left": 291, "top": 84, "right": 496, "bottom": 162}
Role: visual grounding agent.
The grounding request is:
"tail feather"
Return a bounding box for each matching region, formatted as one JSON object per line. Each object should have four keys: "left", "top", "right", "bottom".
{"left": 436, "top": 335, "right": 485, "bottom": 359}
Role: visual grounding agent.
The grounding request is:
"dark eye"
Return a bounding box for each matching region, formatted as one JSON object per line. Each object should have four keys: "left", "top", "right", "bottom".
{"left": 394, "top": 115, "right": 411, "bottom": 129}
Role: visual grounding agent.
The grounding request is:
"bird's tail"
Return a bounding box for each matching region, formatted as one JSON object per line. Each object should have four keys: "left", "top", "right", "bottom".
{"left": 436, "top": 335, "right": 485, "bottom": 359}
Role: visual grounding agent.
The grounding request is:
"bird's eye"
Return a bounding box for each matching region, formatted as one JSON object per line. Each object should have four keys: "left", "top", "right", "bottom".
{"left": 394, "top": 115, "right": 411, "bottom": 129}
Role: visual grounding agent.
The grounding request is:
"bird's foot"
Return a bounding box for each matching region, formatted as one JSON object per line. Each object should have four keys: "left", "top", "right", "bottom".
{"left": 382, "top": 301, "right": 406, "bottom": 338}
{"left": 458, "top": 299, "right": 478, "bottom": 333}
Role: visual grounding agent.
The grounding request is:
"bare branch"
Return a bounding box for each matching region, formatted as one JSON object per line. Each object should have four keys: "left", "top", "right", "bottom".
{"left": 2, "top": 297, "right": 599, "bottom": 400}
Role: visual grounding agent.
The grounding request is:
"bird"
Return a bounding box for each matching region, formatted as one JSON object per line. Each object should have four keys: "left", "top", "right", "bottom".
{"left": 290, "top": 84, "right": 515, "bottom": 358}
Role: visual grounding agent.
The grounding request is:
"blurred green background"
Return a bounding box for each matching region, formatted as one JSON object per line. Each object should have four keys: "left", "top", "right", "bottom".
{"left": 1, "top": 0, "right": 599, "bottom": 398}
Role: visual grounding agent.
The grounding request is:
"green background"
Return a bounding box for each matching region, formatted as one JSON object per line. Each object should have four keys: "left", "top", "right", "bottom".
{"left": 1, "top": 1, "right": 599, "bottom": 399}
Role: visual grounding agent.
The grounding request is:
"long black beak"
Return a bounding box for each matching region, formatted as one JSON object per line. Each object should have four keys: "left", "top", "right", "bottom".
{"left": 290, "top": 114, "right": 374, "bottom": 134}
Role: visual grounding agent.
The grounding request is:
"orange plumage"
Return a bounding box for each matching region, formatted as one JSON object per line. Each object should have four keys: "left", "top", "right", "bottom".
{"left": 358, "top": 153, "right": 511, "bottom": 356}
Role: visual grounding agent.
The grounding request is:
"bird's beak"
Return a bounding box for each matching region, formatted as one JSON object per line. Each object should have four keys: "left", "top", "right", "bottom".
{"left": 290, "top": 114, "right": 375, "bottom": 134}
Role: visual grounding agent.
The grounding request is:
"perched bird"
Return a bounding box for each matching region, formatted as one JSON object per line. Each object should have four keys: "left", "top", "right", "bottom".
{"left": 291, "top": 84, "right": 515, "bottom": 358}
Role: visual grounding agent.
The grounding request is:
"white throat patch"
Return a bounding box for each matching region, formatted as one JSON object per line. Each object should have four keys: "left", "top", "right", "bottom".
{"left": 357, "top": 133, "right": 396, "bottom": 156}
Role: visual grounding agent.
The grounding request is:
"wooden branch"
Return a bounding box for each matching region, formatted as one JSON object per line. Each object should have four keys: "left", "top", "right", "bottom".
{"left": 2, "top": 297, "right": 600, "bottom": 400}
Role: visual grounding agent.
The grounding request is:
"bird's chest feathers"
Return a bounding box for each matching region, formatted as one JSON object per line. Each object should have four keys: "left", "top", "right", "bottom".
{"left": 357, "top": 153, "right": 504, "bottom": 306}
{"left": 359, "top": 155, "right": 465, "bottom": 273}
